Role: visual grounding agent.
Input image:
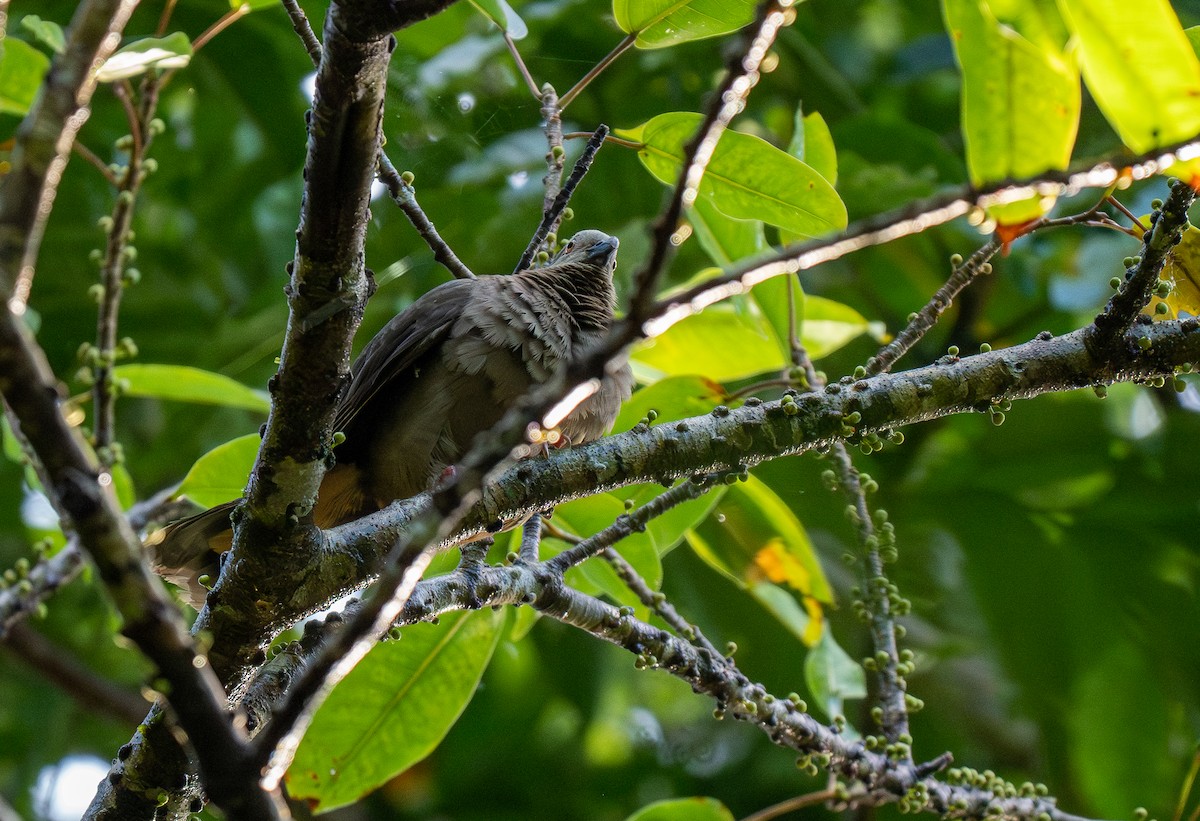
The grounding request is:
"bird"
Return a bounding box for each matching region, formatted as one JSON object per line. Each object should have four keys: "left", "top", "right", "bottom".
{"left": 147, "top": 230, "right": 634, "bottom": 606}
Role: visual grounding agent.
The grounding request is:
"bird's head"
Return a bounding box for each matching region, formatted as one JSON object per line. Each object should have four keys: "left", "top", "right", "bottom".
{"left": 551, "top": 230, "right": 619, "bottom": 277}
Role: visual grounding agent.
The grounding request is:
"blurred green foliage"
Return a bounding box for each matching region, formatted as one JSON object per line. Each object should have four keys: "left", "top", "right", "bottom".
{"left": 1, "top": 1, "right": 1199, "bottom": 819}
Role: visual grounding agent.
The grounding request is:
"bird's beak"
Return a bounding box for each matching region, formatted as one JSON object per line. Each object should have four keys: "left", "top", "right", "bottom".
{"left": 586, "top": 236, "right": 619, "bottom": 264}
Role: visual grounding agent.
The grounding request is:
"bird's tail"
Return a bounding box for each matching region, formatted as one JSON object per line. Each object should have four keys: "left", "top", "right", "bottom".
{"left": 144, "top": 501, "right": 236, "bottom": 608}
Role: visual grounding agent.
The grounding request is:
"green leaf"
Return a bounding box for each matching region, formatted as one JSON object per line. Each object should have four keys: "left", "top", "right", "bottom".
{"left": 613, "top": 0, "right": 758, "bottom": 49}
{"left": 750, "top": 274, "right": 802, "bottom": 365}
{"left": 687, "top": 198, "right": 764, "bottom": 269}
{"left": 804, "top": 626, "right": 866, "bottom": 720}
{"left": 780, "top": 109, "right": 839, "bottom": 245}
{"left": 20, "top": 16, "right": 66, "bottom": 54}
{"left": 1058, "top": 0, "right": 1200, "bottom": 154}
{"left": 625, "top": 797, "right": 735, "bottom": 821}
{"left": 96, "top": 32, "right": 192, "bottom": 83}
{"left": 552, "top": 494, "right": 662, "bottom": 599}
{"left": 612, "top": 482, "right": 728, "bottom": 557}
{"left": 631, "top": 302, "right": 785, "bottom": 382}
{"left": 287, "top": 609, "right": 505, "bottom": 812}
{"left": 468, "top": 0, "right": 528, "bottom": 39}
{"left": 175, "top": 434, "right": 258, "bottom": 508}
{"left": 0, "top": 39, "right": 50, "bottom": 116}
{"left": 113, "top": 364, "right": 270, "bottom": 412}
{"left": 614, "top": 375, "right": 727, "bottom": 431}
{"left": 943, "top": 0, "right": 1079, "bottom": 222}
{"left": 686, "top": 475, "right": 833, "bottom": 623}
{"left": 616, "top": 113, "right": 847, "bottom": 239}
{"left": 801, "top": 294, "right": 881, "bottom": 360}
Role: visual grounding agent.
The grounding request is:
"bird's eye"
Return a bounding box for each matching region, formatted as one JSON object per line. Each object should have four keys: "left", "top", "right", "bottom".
{"left": 564, "top": 242, "right": 575, "bottom": 252}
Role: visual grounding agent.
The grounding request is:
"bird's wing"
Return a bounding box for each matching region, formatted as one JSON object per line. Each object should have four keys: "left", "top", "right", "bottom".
{"left": 334, "top": 277, "right": 475, "bottom": 433}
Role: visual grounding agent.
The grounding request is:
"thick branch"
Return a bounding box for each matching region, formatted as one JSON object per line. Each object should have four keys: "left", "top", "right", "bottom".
{"left": 295, "top": 318, "right": 1200, "bottom": 615}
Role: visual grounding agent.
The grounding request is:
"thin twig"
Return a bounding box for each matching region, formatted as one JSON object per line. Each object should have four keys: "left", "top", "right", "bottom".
{"left": 73, "top": 141, "right": 120, "bottom": 186}
{"left": 563, "top": 131, "right": 642, "bottom": 150}
{"left": 282, "top": 0, "right": 322, "bottom": 63}
{"left": 739, "top": 788, "right": 837, "bottom": 821}
{"left": 156, "top": 0, "right": 179, "bottom": 36}
{"left": 558, "top": 32, "right": 636, "bottom": 110}
{"left": 192, "top": 3, "right": 251, "bottom": 53}
{"left": 866, "top": 239, "right": 1000, "bottom": 376}
{"left": 377, "top": 155, "right": 476, "bottom": 279}
{"left": 504, "top": 32, "right": 540, "bottom": 99}
{"left": 514, "top": 124, "right": 609, "bottom": 273}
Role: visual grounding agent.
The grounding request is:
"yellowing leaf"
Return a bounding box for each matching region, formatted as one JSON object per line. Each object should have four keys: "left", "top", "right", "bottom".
{"left": 1059, "top": 0, "right": 1200, "bottom": 158}
{"left": 943, "top": 0, "right": 1079, "bottom": 225}
{"left": 1148, "top": 223, "right": 1200, "bottom": 318}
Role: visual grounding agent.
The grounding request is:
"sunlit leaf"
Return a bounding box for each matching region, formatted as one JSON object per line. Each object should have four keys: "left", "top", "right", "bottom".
{"left": 614, "top": 375, "right": 727, "bottom": 430}
{"left": 20, "top": 16, "right": 65, "bottom": 54}
{"left": 943, "top": 0, "right": 1079, "bottom": 224}
{"left": 616, "top": 112, "right": 847, "bottom": 239}
{"left": 613, "top": 0, "right": 758, "bottom": 49}
{"left": 96, "top": 32, "right": 192, "bottom": 83}
{"left": 632, "top": 303, "right": 784, "bottom": 382}
{"left": 750, "top": 275, "right": 802, "bottom": 365}
{"left": 287, "top": 609, "right": 505, "bottom": 812}
{"left": 625, "top": 797, "right": 735, "bottom": 821}
{"left": 687, "top": 198, "right": 764, "bottom": 269}
{"left": 804, "top": 626, "right": 867, "bottom": 720}
{"left": 175, "top": 434, "right": 258, "bottom": 508}
{"left": 800, "top": 294, "right": 884, "bottom": 359}
{"left": 780, "top": 107, "right": 838, "bottom": 244}
{"left": 113, "top": 364, "right": 270, "bottom": 412}
{"left": 468, "top": 0, "right": 528, "bottom": 39}
{"left": 0, "top": 39, "right": 50, "bottom": 116}
{"left": 551, "top": 494, "right": 662, "bottom": 603}
{"left": 612, "top": 482, "right": 728, "bottom": 557}
{"left": 1149, "top": 223, "right": 1200, "bottom": 318}
{"left": 1059, "top": 0, "right": 1200, "bottom": 164}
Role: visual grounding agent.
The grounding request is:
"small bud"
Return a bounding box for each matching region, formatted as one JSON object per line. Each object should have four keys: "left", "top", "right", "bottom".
{"left": 562, "top": 207, "right": 574, "bottom": 221}
{"left": 950, "top": 253, "right": 964, "bottom": 266}
{"left": 979, "top": 342, "right": 991, "bottom": 353}
{"left": 1110, "top": 276, "right": 1122, "bottom": 290}
{"left": 400, "top": 170, "right": 415, "bottom": 185}
{"left": 148, "top": 118, "right": 166, "bottom": 136}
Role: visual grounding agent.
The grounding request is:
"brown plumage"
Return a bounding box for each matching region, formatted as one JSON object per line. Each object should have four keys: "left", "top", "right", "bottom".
{"left": 147, "top": 230, "right": 633, "bottom": 606}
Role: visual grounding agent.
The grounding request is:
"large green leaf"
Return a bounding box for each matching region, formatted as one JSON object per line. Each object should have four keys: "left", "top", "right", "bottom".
{"left": 631, "top": 302, "right": 785, "bottom": 382}
{"left": 113, "top": 364, "right": 270, "bottom": 412}
{"left": 0, "top": 39, "right": 50, "bottom": 117}
{"left": 614, "top": 375, "right": 727, "bottom": 431}
{"left": 943, "top": 0, "right": 1079, "bottom": 224}
{"left": 287, "top": 609, "right": 505, "bottom": 812}
{"left": 175, "top": 434, "right": 258, "bottom": 508}
{"left": 632, "top": 293, "right": 875, "bottom": 381}
{"left": 613, "top": 0, "right": 758, "bottom": 49}
{"left": 1058, "top": 0, "right": 1200, "bottom": 154}
{"left": 616, "top": 113, "right": 847, "bottom": 239}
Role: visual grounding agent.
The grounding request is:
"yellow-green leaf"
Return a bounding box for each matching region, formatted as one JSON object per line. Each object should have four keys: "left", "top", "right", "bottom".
{"left": 613, "top": 0, "right": 758, "bottom": 49}
{"left": 943, "top": 0, "right": 1079, "bottom": 223}
{"left": 0, "top": 39, "right": 50, "bottom": 116}
{"left": 113, "top": 364, "right": 270, "bottom": 412}
{"left": 625, "top": 797, "right": 735, "bottom": 821}
{"left": 287, "top": 610, "right": 505, "bottom": 812}
{"left": 688, "top": 198, "right": 764, "bottom": 269}
{"left": 1059, "top": 0, "right": 1200, "bottom": 155}
{"left": 175, "top": 434, "right": 258, "bottom": 508}
{"left": 616, "top": 112, "right": 847, "bottom": 239}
